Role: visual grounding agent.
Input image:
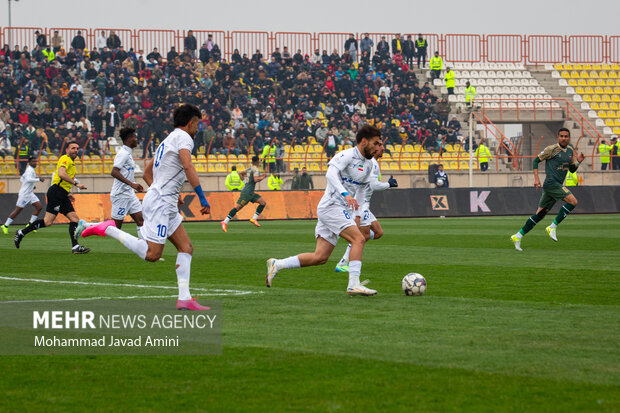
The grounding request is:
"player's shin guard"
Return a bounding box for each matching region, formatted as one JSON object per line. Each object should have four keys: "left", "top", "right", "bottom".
{"left": 105, "top": 226, "right": 148, "bottom": 260}
{"left": 552, "top": 203, "right": 575, "bottom": 226}
{"left": 29, "top": 215, "right": 38, "bottom": 223}
{"left": 176, "top": 253, "right": 192, "bottom": 300}
{"left": 348, "top": 260, "right": 362, "bottom": 288}
{"left": 69, "top": 222, "right": 79, "bottom": 247}
{"left": 22, "top": 218, "right": 45, "bottom": 235}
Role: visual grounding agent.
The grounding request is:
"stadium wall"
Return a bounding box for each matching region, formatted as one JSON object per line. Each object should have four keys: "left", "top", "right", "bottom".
{"left": 1, "top": 186, "right": 617, "bottom": 225}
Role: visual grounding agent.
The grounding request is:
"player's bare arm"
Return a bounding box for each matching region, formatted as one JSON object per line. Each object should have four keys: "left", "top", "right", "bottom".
{"left": 111, "top": 167, "right": 143, "bottom": 192}
{"left": 143, "top": 159, "right": 154, "bottom": 186}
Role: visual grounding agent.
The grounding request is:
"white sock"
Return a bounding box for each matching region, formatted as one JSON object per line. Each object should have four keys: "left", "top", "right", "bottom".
{"left": 176, "top": 252, "right": 192, "bottom": 300}
{"left": 348, "top": 260, "right": 362, "bottom": 288}
{"left": 369, "top": 230, "right": 375, "bottom": 240}
{"left": 338, "top": 244, "right": 351, "bottom": 265}
{"left": 252, "top": 213, "right": 260, "bottom": 220}
{"left": 515, "top": 232, "right": 523, "bottom": 240}
{"left": 105, "top": 226, "right": 148, "bottom": 260}
{"left": 29, "top": 215, "right": 38, "bottom": 223}
{"left": 223, "top": 216, "right": 231, "bottom": 224}
{"left": 4, "top": 217, "right": 13, "bottom": 226}
{"left": 136, "top": 226, "right": 142, "bottom": 239}
{"left": 276, "top": 255, "right": 300, "bottom": 270}
{"left": 549, "top": 222, "right": 557, "bottom": 229}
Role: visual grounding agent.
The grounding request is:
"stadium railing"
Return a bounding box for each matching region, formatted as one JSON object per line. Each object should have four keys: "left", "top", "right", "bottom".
{"left": 2, "top": 27, "right": 619, "bottom": 64}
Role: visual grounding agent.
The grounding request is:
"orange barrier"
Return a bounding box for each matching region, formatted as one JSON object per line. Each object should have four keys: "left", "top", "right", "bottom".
{"left": 2, "top": 27, "right": 620, "bottom": 64}
{"left": 51, "top": 191, "right": 325, "bottom": 224}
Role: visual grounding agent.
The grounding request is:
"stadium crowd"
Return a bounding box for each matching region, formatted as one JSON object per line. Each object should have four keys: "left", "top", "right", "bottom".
{"left": 0, "top": 30, "right": 463, "bottom": 170}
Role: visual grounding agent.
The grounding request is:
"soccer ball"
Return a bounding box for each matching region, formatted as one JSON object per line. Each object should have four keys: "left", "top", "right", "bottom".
{"left": 436, "top": 178, "right": 444, "bottom": 187}
{"left": 402, "top": 273, "right": 427, "bottom": 296}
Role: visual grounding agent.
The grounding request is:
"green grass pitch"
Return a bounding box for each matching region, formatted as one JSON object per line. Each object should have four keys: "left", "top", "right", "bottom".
{"left": 0, "top": 215, "right": 618, "bottom": 411}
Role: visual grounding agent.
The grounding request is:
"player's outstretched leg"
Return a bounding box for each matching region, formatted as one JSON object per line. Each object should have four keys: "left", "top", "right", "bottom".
{"left": 266, "top": 237, "right": 334, "bottom": 288}
{"left": 546, "top": 199, "right": 577, "bottom": 242}
{"left": 80, "top": 219, "right": 148, "bottom": 259}
{"left": 221, "top": 206, "right": 239, "bottom": 232}
{"left": 14, "top": 218, "right": 47, "bottom": 248}
{"left": 511, "top": 208, "right": 548, "bottom": 251}
{"left": 335, "top": 244, "right": 351, "bottom": 272}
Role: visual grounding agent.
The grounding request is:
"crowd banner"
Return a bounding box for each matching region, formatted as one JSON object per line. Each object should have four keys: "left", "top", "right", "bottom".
{"left": 0, "top": 187, "right": 618, "bottom": 225}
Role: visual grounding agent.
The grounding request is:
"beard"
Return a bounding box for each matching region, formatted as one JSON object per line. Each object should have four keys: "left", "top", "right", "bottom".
{"left": 362, "top": 145, "right": 374, "bottom": 159}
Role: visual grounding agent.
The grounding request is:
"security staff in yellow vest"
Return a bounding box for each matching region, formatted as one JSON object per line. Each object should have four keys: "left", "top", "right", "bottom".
{"left": 267, "top": 173, "right": 283, "bottom": 190}
{"left": 598, "top": 138, "right": 613, "bottom": 170}
{"left": 16, "top": 137, "right": 30, "bottom": 174}
{"left": 225, "top": 166, "right": 245, "bottom": 191}
{"left": 42, "top": 46, "right": 55, "bottom": 62}
{"left": 465, "top": 81, "right": 476, "bottom": 107}
{"left": 475, "top": 142, "right": 492, "bottom": 171}
{"left": 444, "top": 67, "right": 455, "bottom": 95}
{"left": 429, "top": 51, "right": 443, "bottom": 81}
{"left": 565, "top": 170, "right": 579, "bottom": 186}
{"left": 609, "top": 136, "right": 619, "bottom": 170}
{"left": 261, "top": 138, "right": 277, "bottom": 174}
{"left": 415, "top": 34, "right": 428, "bottom": 68}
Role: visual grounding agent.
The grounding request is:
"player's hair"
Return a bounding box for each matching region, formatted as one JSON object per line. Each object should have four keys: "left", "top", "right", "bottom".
{"left": 558, "top": 127, "right": 570, "bottom": 136}
{"left": 356, "top": 124, "right": 381, "bottom": 143}
{"left": 251, "top": 155, "right": 259, "bottom": 163}
{"left": 173, "top": 104, "right": 201, "bottom": 127}
{"left": 231, "top": 165, "right": 236, "bottom": 171}
{"left": 28, "top": 156, "right": 36, "bottom": 161}
{"left": 120, "top": 127, "right": 136, "bottom": 142}
{"left": 66, "top": 141, "right": 78, "bottom": 147}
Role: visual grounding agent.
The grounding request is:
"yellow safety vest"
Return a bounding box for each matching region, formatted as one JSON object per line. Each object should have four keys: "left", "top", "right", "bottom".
{"left": 565, "top": 171, "right": 578, "bottom": 186}
{"left": 429, "top": 56, "right": 443, "bottom": 70}
{"left": 261, "top": 145, "right": 276, "bottom": 164}
{"left": 599, "top": 143, "right": 611, "bottom": 163}
{"left": 42, "top": 49, "right": 55, "bottom": 62}
{"left": 18, "top": 144, "right": 29, "bottom": 158}
{"left": 465, "top": 86, "right": 476, "bottom": 103}
{"left": 475, "top": 145, "right": 492, "bottom": 163}
{"left": 225, "top": 171, "right": 244, "bottom": 191}
{"left": 416, "top": 39, "right": 427, "bottom": 48}
{"left": 444, "top": 70, "right": 455, "bottom": 88}
{"left": 267, "top": 174, "right": 282, "bottom": 190}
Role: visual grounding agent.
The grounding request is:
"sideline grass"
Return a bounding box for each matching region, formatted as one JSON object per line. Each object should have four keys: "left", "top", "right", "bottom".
{"left": 0, "top": 216, "right": 618, "bottom": 411}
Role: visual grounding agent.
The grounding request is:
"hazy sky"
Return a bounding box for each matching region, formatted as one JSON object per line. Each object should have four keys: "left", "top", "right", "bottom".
{"left": 4, "top": 0, "right": 619, "bottom": 35}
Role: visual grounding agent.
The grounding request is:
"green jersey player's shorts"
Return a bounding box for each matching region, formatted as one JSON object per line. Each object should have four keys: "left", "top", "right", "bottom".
{"left": 538, "top": 185, "right": 572, "bottom": 209}
{"left": 237, "top": 191, "right": 262, "bottom": 206}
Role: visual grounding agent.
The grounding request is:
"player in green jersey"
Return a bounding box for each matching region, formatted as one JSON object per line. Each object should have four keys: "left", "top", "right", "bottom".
{"left": 221, "top": 155, "right": 267, "bottom": 232}
{"left": 511, "top": 128, "right": 585, "bottom": 251}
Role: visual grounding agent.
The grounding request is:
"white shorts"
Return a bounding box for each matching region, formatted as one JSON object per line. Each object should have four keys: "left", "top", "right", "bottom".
{"left": 140, "top": 191, "right": 183, "bottom": 244}
{"left": 16, "top": 192, "right": 40, "bottom": 208}
{"left": 110, "top": 195, "right": 142, "bottom": 220}
{"left": 357, "top": 208, "right": 377, "bottom": 227}
{"left": 314, "top": 204, "right": 357, "bottom": 246}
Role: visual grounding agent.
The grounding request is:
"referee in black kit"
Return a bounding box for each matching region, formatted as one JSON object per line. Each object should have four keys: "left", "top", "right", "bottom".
{"left": 15, "top": 141, "right": 91, "bottom": 254}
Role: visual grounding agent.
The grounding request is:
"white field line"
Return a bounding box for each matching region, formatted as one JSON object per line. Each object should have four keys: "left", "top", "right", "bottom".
{"left": 0, "top": 295, "right": 178, "bottom": 303}
{"left": 0, "top": 275, "right": 262, "bottom": 302}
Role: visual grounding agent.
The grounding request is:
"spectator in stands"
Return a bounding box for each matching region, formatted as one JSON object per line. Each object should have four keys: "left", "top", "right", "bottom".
{"left": 71, "top": 31, "right": 86, "bottom": 52}
{"left": 107, "top": 31, "right": 121, "bottom": 50}
{"left": 184, "top": 30, "right": 197, "bottom": 58}
{"left": 391, "top": 33, "right": 403, "bottom": 55}
{"left": 35, "top": 30, "right": 47, "bottom": 48}
{"left": 106, "top": 104, "right": 120, "bottom": 137}
{"left": 448, "top": 115, "right": 461, "bottom": 134}
{"left": 403, "top": 35, "right": 415, "bottom": 68}
{"left": 96, "top": 31, "right": 106, "bottom": 52}
{"left": 344, "top": 34, "right": 358, "bottom": 62}
{"left": 434, "top": 164, "right": 449, "bottom": 187}
{"left": 416, "top": 34, "right": 428, "bottom": 68}
{"left": 51, "top": 31, "right": 63, "bottom": 53}
{"left": 360, "top": 33, "right": 374, "bottom": 56}
{"left": 377, "top": 36, "right": 390, "bottom": 60}
{"left": 433, "top": 98, "right": 450, "bottom": 127}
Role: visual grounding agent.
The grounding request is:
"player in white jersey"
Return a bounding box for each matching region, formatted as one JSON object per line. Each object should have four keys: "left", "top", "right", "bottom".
{"left": 265, "top": 125, "right": 398, "bottom": 296}
{"left": 77, "top": 105, "right": 212, "bottom": 310}
{"left": 335, "top": 142, "right": 396, "bottom": 272}
{"left": 110, "top": 127, "right": 144, "bottom": 234}
{"left": 1, "top": 157, "right": 45, "bottom": 234}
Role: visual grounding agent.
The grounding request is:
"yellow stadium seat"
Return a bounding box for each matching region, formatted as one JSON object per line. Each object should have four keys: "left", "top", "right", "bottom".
{"left": 577, "top": 78, "right": 587, "bottom": 86}
{"left": 294, "top": 145, "right": 304, "bottom": 153}
{"left": 575, "top": 87, "right": 584, "bottom": 94}
{"left": 589, "top": 71, "right": 598, "bottom": 78}
{"left": 404, "top": 144, "right": 414, "bottom": 152}
{"left": 585, "top": 86, "right": 594, "bottom": 94}
{"left": 554, "top": 63, "right": 563, "bottom": 70}
{"left": 394, "top": 144, "right": 402, "bottom": 153}
{"left": 599, "top": 71, "right": 609, "bottom": 78}
{"left": 608, "top": 110, "right": 617, "bottom": 118}
{"left": 600, "top": 102, "right": 609, "bottom": 110}
{"left": 615, "top": 119, "right": 620, "bottom": 126}
{"left": 195, "top": 163, "right": 206, "bottom": 173}
{"left": 207, "top": 164, "right": 215, "bottom": 172}
{"left": 309, "top": 162, "right": 320, "bottom": 172}
{"left": 593, "top": 64, "right": 602, "bottom": 70}
{"left": 611, "top": 102, "right": 619, "bottom": 110}
{"left": 590, "top": 102, "right": 599, "bottom": 109}
{"left": 385, "top": 144, "right": 395, "bottom": 152}
{"left": 564, "top": 63, "right": 573, "bottom": 70}
{"left": 596, "top": 79, "right": 606, "bottom": 86}
{"left": 448, "top": 161, "right": 458, "bottom": 170}
{"left": 592, "top": 95, "right": 601, "bottom": 102}
{"left": 605, "top": 119, "right": 614, "bottom": 126}
{"left": 400, "top": 152, "right": 412, "bottom": 159}
{"left": 598, "top": 110, "right": 608, "bottom": 118}
{"left": 602, "top": 95, "right": 611, "bottom": 102}
{"left": 570, "top": 71, "right": 580, "bottom": 78}
{"left": 568, "top": 79, "right": 577, "bottom": 86}
{"left": 561, "top": 71, "right": 570, "bottom": 78}
{"left": 610, "top": 71, "right": 618, "bottom": 78}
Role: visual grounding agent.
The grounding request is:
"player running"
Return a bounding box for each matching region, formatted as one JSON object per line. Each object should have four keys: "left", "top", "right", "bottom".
{"left": 110, "top": 127, "right": 144, "bottom": 233}
{"left": 220, "top": 155, "right": 267, "bottom": 232}
{"left": 2, "top": 157, "right": 45, "bottom": 234}
{"left": 511, "top": 127, "right": 585, "bottom": 251}
{"left": 265, "top": 125, "right": 397, "bottom": 296}
{"left": 14, "top": 142, "right": 90, "bottom": 254}
{"left": 76, "top": 104, "right": 211, "bottom": 310}
{"left": 335, "top": 140, "right": 396, "bottom": 272}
